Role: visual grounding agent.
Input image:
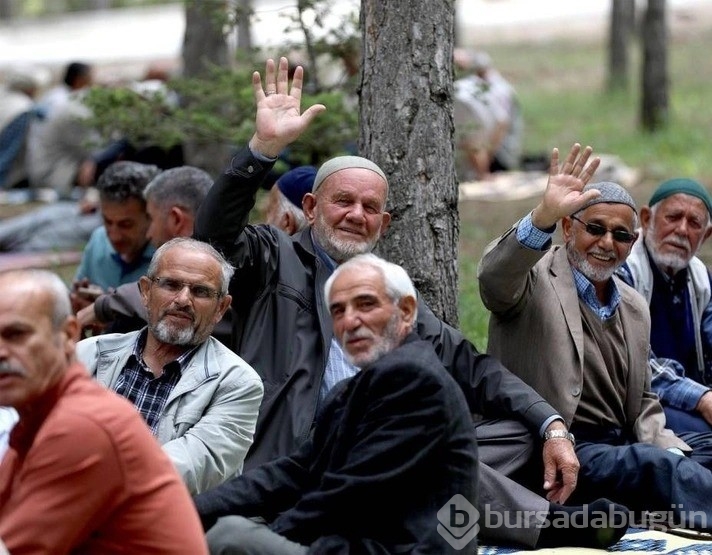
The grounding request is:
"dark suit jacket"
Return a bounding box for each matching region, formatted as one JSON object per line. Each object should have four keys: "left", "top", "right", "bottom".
{"left": 194, "top": 334, "right": 479, "bottom": 554}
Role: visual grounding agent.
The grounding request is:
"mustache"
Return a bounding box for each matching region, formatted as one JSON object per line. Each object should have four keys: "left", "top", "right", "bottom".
{"left": 162, "top": 307, "right": 195, "bottom": 321}
{"left": 0, "top": 361, "right": 25, "bottom": 377}
{"left": 343, "top": 329, "right": 373, "bottom": 342}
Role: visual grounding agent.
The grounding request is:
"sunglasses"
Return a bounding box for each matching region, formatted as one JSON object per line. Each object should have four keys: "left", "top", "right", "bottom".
{"left": 570, "top": 215, "right": 637, "bottom": 244}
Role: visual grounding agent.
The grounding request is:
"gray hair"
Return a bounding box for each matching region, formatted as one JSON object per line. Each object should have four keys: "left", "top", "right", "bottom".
{"left": 324, "top": 253, "right": 418, "bottom": 327}
{"left": 276, "top": 189, "right": 308, "bottom": 231}
{"left": 146, "top": 237, "right": 234, "bottom": 295}
{"left": 97, "top": 161, "right": 162, "bottom": 204}
{"left": 0, "top": 269, "right": 71, "bottom": 329}
{"left": 143, "top": 166, "right": 213, "bottom": 215}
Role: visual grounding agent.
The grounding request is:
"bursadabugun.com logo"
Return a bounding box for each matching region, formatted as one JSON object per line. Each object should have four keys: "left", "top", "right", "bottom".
{"left": 437, "top": 494, "right": 479, "bottom": 550}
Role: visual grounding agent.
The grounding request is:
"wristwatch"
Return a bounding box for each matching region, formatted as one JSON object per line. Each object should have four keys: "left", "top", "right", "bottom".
{"left": 543, "top": 429, "right": 576, "bottom": 446}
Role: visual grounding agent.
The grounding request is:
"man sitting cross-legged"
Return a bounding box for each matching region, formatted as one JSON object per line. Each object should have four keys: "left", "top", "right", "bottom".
{"left": 478, "top": 143, "right": 712, "bottom": 531}
{"left": 195, "top": 253, "right": 479, "bottom": 554}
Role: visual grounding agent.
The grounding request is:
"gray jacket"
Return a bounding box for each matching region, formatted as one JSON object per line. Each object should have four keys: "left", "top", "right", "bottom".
{"left": 76, "top": 330, "right": 264, "bottom": 494}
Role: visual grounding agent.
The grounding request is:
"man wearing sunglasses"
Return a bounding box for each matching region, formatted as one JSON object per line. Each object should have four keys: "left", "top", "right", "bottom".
{"left": 76, "top": 237, "right": 263, "bottom": 495}
{"left": 618, "top": 178, "right": 712, "bottom": 435}
{"left": 478, "top": 145, "right": 712, "bottom": 532}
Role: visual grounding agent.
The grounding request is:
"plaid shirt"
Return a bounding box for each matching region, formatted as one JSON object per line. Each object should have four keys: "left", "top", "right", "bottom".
{"left": 114, "top": 330, "right": 198, "bottom": 435}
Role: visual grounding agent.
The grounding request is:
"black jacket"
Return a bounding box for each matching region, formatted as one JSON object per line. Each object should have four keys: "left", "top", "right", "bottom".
{"left": 194, "top": 334, "right": 479, "bottom": 554}
{"left": 194, "top": 148, "right": 558, "bottom": 469}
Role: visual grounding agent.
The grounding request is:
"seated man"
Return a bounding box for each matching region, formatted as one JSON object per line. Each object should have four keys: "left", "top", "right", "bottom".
{"left": 76, "top": 165, "right": 215, "bottom": 335}
{"left": 77, "top": 237, "right": 263, "bottom": 494}
{"left": 0, "top": 269, "right": 208, "bottom": 554}
{"left": 478, "top": 143, "right": 712, "bottom": 530}
{"left": 617, "top": 178, "right": 712, "bottom": 433}
{"left": 264, "top": 165, "right": 317, "bottom": 234}
{"left": 72, "top": 160, "right": 161, "bottom": 312}
{"left": 195, "top": 56, "right": 623, "bottom": 550}
{"left": 195, "top": 253, "right": 479, "bottom": 554}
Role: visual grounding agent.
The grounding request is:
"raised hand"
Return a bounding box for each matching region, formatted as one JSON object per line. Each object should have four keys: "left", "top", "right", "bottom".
{"left": 249, "top": 57, "right": 327, "bottom": 159}
{"left": 531, "top": 143, "right": 601, "bottom": 229}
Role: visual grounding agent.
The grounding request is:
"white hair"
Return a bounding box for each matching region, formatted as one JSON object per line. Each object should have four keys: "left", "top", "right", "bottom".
{"left": 324, "top": 253, "right": 418, "bottom": 325}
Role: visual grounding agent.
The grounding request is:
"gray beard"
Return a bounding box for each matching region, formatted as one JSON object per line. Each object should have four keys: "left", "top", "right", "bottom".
{"left": 151, "top": 318, "right": 197, "bottom": 346}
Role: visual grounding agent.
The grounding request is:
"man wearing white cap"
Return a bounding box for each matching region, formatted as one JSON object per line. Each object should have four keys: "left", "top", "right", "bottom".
{"left": 195, "top": 57, "right": 622, "bottom": 549}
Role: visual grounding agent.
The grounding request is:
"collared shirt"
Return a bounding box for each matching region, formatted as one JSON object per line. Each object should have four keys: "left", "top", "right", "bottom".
{"left": 517, "top": 212, "right": 621, "bottom": 320}
{"left": 311, "top": 232, "right": 360, "bottom": 401}
{"left": 113, "top": 329, "right": 198, "bottom": 435}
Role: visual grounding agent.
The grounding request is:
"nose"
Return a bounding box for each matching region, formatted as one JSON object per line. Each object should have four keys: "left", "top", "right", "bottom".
{"left": 596, "top": 230, "right": 616, "bottom": 249}
{"left": 173, "top": 284, "right": 193, "bottom": 304}
{"left": 346, "top": 203, "right": 366, "bottom": 222}
{"left": 342, "top": 306, "right": 362, "bottom": 330}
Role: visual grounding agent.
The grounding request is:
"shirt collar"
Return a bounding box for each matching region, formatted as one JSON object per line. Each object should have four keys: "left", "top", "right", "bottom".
{"left": 570, "top": 266, "right": 621, "bottom": 320}
{"left": 310, "top": 230, "right": 338, "bottom": 273}
{"left": 129, "top": 327, "right": 199, "bottom": 376}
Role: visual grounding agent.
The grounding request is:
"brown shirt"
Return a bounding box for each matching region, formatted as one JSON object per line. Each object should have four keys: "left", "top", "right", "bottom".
{"left": 0, "top": 363, "right": 208, "bottom": 555}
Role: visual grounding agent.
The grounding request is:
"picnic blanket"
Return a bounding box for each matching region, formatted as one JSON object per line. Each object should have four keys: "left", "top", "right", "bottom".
{"left": 480, "top": 528, "right": 712, "bottom": 554}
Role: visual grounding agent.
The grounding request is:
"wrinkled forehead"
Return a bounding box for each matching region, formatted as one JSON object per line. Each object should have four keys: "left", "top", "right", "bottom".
{"left": 318, "top": 168, "right": 388, "bottom": 202}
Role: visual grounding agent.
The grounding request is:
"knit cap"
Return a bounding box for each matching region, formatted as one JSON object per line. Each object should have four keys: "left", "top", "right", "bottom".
{"left": 276, "top": 166, "right": 317, "bottom": 208}
{"left": 313, "top": 156, "right": 388, "bottom": 194}
{"left": 649, "top": 178, "right": 712, "bottom": 217}
{"left": 574, "top": 181, "right": 637, "bottom": 214}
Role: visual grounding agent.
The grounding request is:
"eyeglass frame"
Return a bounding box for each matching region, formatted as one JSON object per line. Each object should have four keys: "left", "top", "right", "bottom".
{"left": 569, "top": 215, "right": 638, "bottom": 244}
{"left": 148, "top": 276, "right": 224, "bottom": 300}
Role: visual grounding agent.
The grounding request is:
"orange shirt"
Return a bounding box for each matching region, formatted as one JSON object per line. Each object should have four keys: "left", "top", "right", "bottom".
{"left": 0, "top": 363, "right": 208, "bottom": 555}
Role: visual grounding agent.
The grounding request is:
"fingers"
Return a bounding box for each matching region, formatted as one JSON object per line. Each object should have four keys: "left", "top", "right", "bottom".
{"left": 579, "top": 156, "right": 601, "bottom": 184}
{"left": 561, "top": 143, "right": 581, "bottom": 176}
{"left": 276, "top": 56, "right": 289, "bottom": 95}
{"left": 548, "top": 147, "right": 560, "bottom": 176}
{"left": 264, "top": 58, "right": 277, "bottom": 95}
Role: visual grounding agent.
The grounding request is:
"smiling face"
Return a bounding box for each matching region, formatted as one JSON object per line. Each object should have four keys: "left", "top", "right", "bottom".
{"left": 140, "top": 246, "right": 231, "bottom": 347}
{"left": 641, "top": 193, "right": 712, "bottom": 275}
{"left": 0, "top": 276, "right": 78, "bottom": 410}
{"left": 303, "top": 168, "right": 391, "bottom": 263}
{"left": 328, "top": 265, "right": 415, "bottom": 368}
{"left": 563, "top": 203, "right": 637, "bottom": 285}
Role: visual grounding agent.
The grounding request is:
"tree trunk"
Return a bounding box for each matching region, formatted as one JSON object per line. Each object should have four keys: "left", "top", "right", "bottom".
{"left": 236, "top": 0, "right": 252, "bottom": 51}
{"left": 640, "top": 0, "right": 668, "bottom": 131}
{"left": 607, "top": 0, "right": 635, "bottom": 92}
{"left": 182, "top": 1, "right": 232, "bottom": 175}
{"left": 360, "top": 0, "right": 459, "bottom": 325}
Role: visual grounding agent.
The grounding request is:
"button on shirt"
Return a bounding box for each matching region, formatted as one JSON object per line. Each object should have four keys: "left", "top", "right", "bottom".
{"left": 113, "top": 330, "right": 197, "bottom": 435}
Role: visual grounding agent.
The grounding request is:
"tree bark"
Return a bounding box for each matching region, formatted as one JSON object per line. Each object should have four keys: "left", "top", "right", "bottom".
{"left": 182, "top": 1, "right": 232, "bottom": 175}
{"left": 640, "top": 0, "right": 668, "bottom": 131}
{"left": 360, "top": 0, "right": 459, "bottom": 325}
{"left": 607, "top": 0, "right": 635, "bottom": 92}
{"left": 236, "top": 0, "right": 253, "bottom": 51}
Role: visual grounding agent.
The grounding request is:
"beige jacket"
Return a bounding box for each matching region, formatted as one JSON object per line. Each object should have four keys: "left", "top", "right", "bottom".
{"left": 477, "top": 225, "right": 687, "bottom": 450}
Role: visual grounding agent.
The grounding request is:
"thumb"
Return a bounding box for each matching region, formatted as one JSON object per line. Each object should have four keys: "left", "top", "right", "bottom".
{"left": 301, "top": 104, "right": 327, "bottom": 124}
{"left": 542, "top": 459, "right": 556, "bottom": 491}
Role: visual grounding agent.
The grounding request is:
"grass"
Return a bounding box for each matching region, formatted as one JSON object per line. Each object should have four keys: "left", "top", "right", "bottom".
{"left": 456, "top": 26, "right": 712, "bottom": 347}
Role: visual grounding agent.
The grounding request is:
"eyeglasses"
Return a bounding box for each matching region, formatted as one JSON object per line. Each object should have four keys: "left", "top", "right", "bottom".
{"left": 570, "top": 215, "right": 637, "bottom": 244}
{"left": 149, "top": 277, "right": 222, "bottom": 299}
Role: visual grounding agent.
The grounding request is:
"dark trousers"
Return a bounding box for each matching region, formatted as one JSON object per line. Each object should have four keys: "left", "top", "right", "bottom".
{"left": 570, "top": 427, "right": 712, "bottom": 531}
{"left": 664, "top": 406, "right": 712, "bottom": 434}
